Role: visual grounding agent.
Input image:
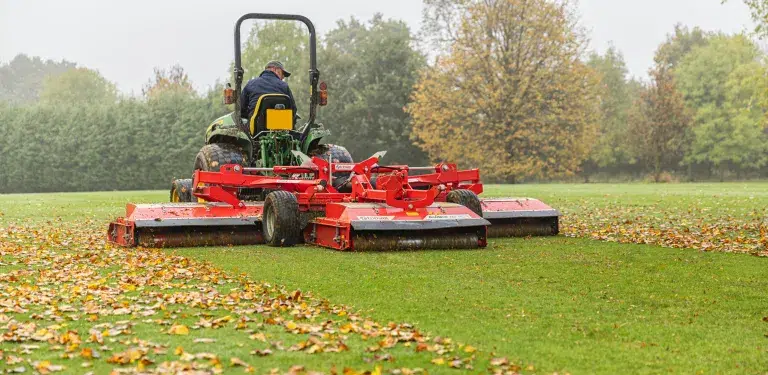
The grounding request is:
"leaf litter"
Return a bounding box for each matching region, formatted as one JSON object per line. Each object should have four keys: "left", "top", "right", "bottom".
{"left": 0, "top": 221, "right": 525, "bottom": 374}
{"left": 559, "top": 198, "right": 768, "bottom": 256}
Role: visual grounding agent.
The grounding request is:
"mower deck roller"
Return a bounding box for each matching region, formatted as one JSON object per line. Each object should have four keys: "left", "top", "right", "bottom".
{"left": 480, "top": 198, "right": 560, "bottom": 238}
{"left": 308, "top": 202, "right": 488, "bottom": 251}
{"left": 108, "top": 203, "right": 264, "bottom": 248}
{"left": 406, "top": 167, "right": 560, "bottom": 238}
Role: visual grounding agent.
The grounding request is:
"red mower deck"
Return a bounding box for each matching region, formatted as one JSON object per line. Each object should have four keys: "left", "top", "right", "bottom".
{"left": 108, "top": 202, "right": 264, "bottom": 247}
{"left": 108, "top": 152, "right": 559, "bottom": 251}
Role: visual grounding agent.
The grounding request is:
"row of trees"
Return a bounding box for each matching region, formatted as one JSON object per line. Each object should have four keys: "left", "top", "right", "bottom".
{"left": 0, "top": 16, "right": 426, "bottom": 193}
{"left": 412, "top": 0, "right": 768, "bottom": 182}
{"left": 0, "top": 70, "right": 224, "bottom": 192}
{"left": 1, "top": 0, "right": 767, "bottom": 193}
{"left": 586, "top": 26, "right": 768, "bottom": 181}
{"left": 584, "top": 0, "right": 768, "bottom": 181}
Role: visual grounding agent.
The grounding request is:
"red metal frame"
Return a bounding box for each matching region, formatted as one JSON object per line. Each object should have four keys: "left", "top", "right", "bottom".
{"left": 405, "top": 163, "right": 483, "bottom": 201}
{"left": 191, "top": 153, "right": 461, "bottom": 211}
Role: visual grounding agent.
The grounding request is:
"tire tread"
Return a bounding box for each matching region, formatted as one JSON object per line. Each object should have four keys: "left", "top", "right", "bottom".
{"left": 194, "top": 143, "right": 246, "bottom": 172}
{"left": 264, "top": 190, "right": 301, "bottom": 247}
{"left": 170, "top": 178, "right": 193, "bottom": 202}
{"left": 446, "top": 189, "right": 483, "bottom": 217}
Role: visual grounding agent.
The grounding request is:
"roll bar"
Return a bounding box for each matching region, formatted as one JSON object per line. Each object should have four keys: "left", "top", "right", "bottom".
{"left": 233, "top": 13, "right": 319, "bottom": 142}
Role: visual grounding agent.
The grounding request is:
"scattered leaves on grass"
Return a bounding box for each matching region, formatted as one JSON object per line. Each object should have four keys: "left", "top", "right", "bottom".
{"left": 251, "top": 348, "right": 273, "bottom": 356}
{"left": 167, "top": 324, "right": 190, "bottom": 335}
{"left": 193, "top": 338, "right": 216, "bottom": 344}
{"left": 33, "top": 360, "right": 65, "bottom": 374}
{"left": 560, "top": 201, "right": 768, "bottom": 256}
{"left": 489, "top": 357, "right": 509, "bottom": 366}
{"left": 0, "top": 221, "right": 493, "bottom": 373}
{"left": 230, "top": 356, "right": 249, "bottom": 367}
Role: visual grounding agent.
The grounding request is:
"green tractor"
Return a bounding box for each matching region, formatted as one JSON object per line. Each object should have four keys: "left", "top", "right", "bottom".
{"left": 170, "top": 13, "right": 352, "bottom": 202}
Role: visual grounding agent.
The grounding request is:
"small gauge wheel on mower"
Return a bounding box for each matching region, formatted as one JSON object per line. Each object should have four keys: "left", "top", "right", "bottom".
{"left": 446, "top": 189, "right": 483, "bottom": 217}
{"left": 263, "top": 191, "right": 302, "bottom": 247}
{"left": 170, "top": 179, "right": 194, "bottom": 202}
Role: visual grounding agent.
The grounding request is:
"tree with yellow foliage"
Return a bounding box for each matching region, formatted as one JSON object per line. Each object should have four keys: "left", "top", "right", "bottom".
{"left": 409, "top": 0, "right": 600, "bottom": 182}
{"left": 627, "top": 65, "right": 692, "bottom": 182}
{"left": 142, "top": 65, "right": 196, "bottom": 100}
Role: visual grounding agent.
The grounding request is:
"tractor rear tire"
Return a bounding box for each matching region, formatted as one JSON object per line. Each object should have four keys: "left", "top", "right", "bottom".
{"left": 325, "top": 144, "right": 353, "bottom": 164}
{"left": 170, "top": 179, "right": 193, "bottom": 202}
{"left": 323, "top": 144, "right": 354, "bottom": 192}
{"left": 194, "top": 143, "right": 246, "bottom": 172}
{"left": 263, "top": 191, "right": 301, "bottom": 247}
{"left": 193, "top": 143, "right": 261, "bottom": 200}
{"left": 446, "top": 189, "right": 483, "bottom": 217}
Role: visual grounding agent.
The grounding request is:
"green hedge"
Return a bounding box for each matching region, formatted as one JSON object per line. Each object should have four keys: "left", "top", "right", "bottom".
{"left": 0, "top": 94, "right": 226, "bottom": 193}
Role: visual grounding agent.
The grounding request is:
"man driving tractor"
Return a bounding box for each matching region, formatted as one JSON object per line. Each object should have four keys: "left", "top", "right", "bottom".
{"left": 240, "top": 60, "right": 298, "bottom": 122}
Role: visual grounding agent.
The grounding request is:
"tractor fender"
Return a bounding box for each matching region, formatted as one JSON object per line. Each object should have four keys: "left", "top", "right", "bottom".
{"left": 301, "top": 123, "right": 331, "bottom": 153}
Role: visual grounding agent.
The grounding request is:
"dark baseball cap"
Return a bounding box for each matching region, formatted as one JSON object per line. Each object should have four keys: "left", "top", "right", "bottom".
{"left": 265, "top": 60, "right": 291, "bottom": 77}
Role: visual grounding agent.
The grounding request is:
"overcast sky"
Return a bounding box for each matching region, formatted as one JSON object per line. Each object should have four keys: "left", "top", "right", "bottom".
{"left": 0, "top": 0, "right": 756, "bottom": 94}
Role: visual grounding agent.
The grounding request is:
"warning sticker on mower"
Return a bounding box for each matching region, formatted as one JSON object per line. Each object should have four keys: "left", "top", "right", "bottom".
{"left": 356, "top": 216, "right": 395, "bottom": 221}
{"left": 334, "top": 164, "right": 355, "bottom": 171}
{"left": 425, "top": 214, "right": 472, "bottom": 220}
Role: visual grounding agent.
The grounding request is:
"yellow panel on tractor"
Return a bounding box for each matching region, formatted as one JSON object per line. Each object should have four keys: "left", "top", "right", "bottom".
{"left": 266, "top": 109, "right": 293, "bottom": 130}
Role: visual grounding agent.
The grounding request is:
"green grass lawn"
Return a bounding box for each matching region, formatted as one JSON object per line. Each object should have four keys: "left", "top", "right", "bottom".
{"left": 1, "top": 183, "right": 767, "bottom": 374}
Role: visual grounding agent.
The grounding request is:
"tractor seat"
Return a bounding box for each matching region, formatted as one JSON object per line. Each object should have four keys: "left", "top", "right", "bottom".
{"left": 249, "top": 94, "right": 294, "bottom": 137}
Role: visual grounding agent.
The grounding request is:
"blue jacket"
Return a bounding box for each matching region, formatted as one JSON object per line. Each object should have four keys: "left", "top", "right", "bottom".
{"left": 240, "top": 70, "right": 298, "bottom": 120}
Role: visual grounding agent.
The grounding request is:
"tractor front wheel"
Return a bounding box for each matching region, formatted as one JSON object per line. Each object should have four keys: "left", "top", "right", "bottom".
{"left": 446, "top": 189, "right": 483, "bottom": 217}
{"left": 170, "top": 179, "right": 193, "bottom": 202}
{"left": 263, "top": 191, "right": 301, "bottom": 247}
